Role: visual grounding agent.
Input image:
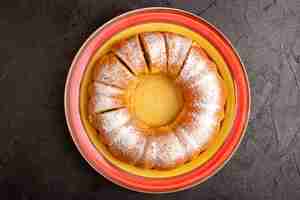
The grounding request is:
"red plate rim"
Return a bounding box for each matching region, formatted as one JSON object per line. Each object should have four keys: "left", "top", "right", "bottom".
{"left": 64, "top": 7, "right": 251, "bottom": 193}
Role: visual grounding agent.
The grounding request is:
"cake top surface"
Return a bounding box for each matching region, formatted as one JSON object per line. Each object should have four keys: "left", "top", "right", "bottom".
{"left": 87, "top": 32, "right": 227, "bottom": 169}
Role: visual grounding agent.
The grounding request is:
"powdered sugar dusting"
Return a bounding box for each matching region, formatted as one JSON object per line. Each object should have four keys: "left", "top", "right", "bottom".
{"left": 150, "top": 133, "right": 187, "bottom": 169}
{"left": 179, "top": 47, "right": 209, "bottom": 81}
{"left": 175, "top": 110, "right": 219, "bottom": 159}
{"left": 93, "top": 54, "right": 134, "bottom": 88}
{"left": 175, "top": 126, "right": 199, "bottom": 159}
{"left": 110, "top": 123, "right": 146, "bottom": 164}
{"left": 140, "top": 32, "right": 167, "bottom": 72}
{"left": 88, "top": 95, "right": 123, "bottom": 114}
{"left": 98, "top": 109, "right": 130, "bottom": 133}
{"left": 88, "top": 82, "right": 123, "bottom": 97}
{"left": 140, "top": 137, "right": 158, "bottom": 169}
{"left": 174, "top": 44, "right": 225, "bottom": 160}
{"left": 114, "top": 35, "right": 147, "bottom": 74}
{"left": 165, "top": 33, "right": 192, "bottom": 76}
{"left": 191, "top": 72, "right": 222, "bottom": 106}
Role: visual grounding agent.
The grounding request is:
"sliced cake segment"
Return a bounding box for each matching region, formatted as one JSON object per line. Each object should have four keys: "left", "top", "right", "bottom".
{"left": 93, "top": 53, "right": 134, "bottom": 89}
{"left": 88, "top": 82, "right": 125, "bottom": 114}
{"left": 90, "top": 109, "right": 131, "bottom": 145}
{"left": 140, "top": 32, "right": 167, "bottom": 73}
{"left": 109, "top": 122, "right": 147, "bottom": 164}
{"left": 178, "top": 43, "right": 227, "bottom": 113}
{"left": 113, "top": 35, "right": 148, "bottom": 75}
{"left": 165, "top": 33, "right": 192, "bottom": 77}
{"left": 175, "top": 111, "right": 219, "bottom": 160}
{"left": 178, "top": 43, "right": 215, "bottom": 81}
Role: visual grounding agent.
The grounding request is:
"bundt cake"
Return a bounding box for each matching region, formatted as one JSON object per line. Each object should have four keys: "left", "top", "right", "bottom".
{"left": 88, "top": 32, "right": 227, "bottom": 169}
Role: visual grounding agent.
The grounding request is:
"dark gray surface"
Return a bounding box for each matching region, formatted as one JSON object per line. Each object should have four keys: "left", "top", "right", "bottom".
{"left": 1, "top": 0, "right": 300, "bottom": 199}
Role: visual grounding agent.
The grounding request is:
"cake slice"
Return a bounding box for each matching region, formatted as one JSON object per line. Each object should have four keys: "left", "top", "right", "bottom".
{"left": 165, "top": 33, "right": 192, "bottom": 77}
{"left": 109, "top": 122, "right": 147, "bottom": 164}
{"left": 90, "top": 109, "right": 131, "bottom": 145}
{"left": 88, "top": 82, "right": 125, "bottom": 114}
{"left": 139, "top": 133, "right": 186, "bottom": 169}
{"left": 140, "top": 32, "right": 167, "bottom": 73}
{"left": 113, "top": 35, "right": 148, "bottom": 75}
{"left": 93, "top": 53, "right": 134, "bottom": 89}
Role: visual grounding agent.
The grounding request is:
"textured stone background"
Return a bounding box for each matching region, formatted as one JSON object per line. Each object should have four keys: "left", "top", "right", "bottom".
{"left": 1, "top": 0, "right": 300, "bottom": 199}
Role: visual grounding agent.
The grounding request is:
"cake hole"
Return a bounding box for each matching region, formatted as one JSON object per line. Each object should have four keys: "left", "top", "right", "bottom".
{"left": 131, "top": 74, "right": 184, "bottom": 128}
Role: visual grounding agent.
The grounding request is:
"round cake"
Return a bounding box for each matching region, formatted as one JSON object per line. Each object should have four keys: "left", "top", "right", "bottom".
{"left": 88, "top": 32, "right": 227, "bottom": 169}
